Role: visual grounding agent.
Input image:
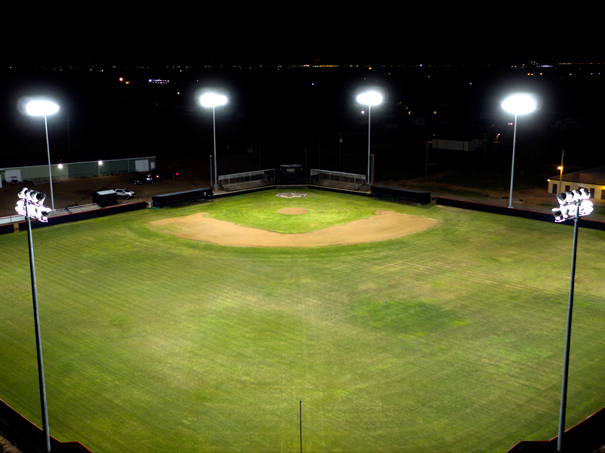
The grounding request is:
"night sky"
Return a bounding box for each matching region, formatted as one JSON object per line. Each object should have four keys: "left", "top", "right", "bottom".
{"left": 4, "top": 9, "right": 603, "bottom": 67}
{"left": 2, "top": 12, "right": 605, "bottom": 178}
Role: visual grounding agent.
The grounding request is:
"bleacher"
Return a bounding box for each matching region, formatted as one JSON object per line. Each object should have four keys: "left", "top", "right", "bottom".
{"left": 310, "top": 169, "right": 367, "bottom": 191}
{"left": 219, "top": 169, "right": 275, "bottom": 192}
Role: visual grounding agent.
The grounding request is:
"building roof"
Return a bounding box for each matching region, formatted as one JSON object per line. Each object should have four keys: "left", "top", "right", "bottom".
{"left": 550, "top": 166, "right": 605, "bottom": 185}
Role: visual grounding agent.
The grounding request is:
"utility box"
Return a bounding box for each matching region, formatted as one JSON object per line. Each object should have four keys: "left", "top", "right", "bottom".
{"left": 280, "top": 165, "right": 304, "bottom": 185}
{"left": 93, "top": 190, "right": 118, "bottom": 207}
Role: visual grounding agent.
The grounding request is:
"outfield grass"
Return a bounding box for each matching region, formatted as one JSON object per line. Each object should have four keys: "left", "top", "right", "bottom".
{"left": 1, "top": 189, "right": 605, "bottom": 452}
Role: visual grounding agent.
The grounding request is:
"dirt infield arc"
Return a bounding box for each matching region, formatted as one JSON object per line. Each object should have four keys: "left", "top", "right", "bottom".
{"left": 149, "top": 210, "right": 438, "bottom": 247}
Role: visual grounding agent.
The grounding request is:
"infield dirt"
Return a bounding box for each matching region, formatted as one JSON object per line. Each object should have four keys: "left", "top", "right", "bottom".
{"left": 149, "top": 209, "right": 438, "bottom": 247}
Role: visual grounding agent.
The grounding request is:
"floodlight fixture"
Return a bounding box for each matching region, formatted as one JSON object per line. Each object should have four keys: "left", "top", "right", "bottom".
{"left": 25, "top": 100, "right": 60, "bottom": 116}
{"left": 356, "top": 90, "right": 383, "bottom": 106}
{"left": 501, "top": 94, "right": 536, "bottom": 115}
{"left": 199, "top": 93, "right": 228, "bottom": 190}
{"left": 553, "top": 186, "right": 593, "bottom": 452}
{"left": 502, "top": 93, "right": 537, "bottom": 208}
{"left": 356, "top": 90, "right": 383, "bottom": 185}
{"left": 200, "top": 93, "right": 228, "bottom": 108}
{"left": 553, "top": 189, "right": 593, "bottom": 223}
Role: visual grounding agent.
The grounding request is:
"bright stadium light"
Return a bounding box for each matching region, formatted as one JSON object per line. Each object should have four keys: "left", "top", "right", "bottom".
{"left": 356, "top": 91, "right": 383, "bottom": 106}
{"left": 15, "top": 187, "right": 52, "bottom": 453}
{"left": 502, "top": 94, "right": 536, "bottom": 208}
{"left": 356, "top": 90, "right": 383, "bottom": 185}
{"left": 552, "top": 187, "right": 593, "bottom": 452}
{"left": 25, "top": 100, "right": 60, "bottom": 116}
{"left": 200, "top": 93, "right": 228, "bottom": 108}
{"left": 200, "top": 93, "right": 228, "bottom": 190}
{"left": 24, "top": 99, "right": 60, "bottom": 211}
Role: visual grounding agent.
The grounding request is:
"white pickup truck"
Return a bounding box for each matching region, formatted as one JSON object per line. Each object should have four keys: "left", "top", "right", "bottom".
{"left": 115, "top": 188, "right": 136, "bottom": 199}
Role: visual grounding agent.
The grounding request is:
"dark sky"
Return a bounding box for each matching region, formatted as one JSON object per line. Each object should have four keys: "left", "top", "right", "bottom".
{"left": 3, "top": 6, "right": 603, "bottom": 67}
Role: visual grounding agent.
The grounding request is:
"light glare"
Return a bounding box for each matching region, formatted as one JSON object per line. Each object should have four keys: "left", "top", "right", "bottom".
{"left": 200, "top": 93, "right": 228, "bottom": 108}
{"left": 501, "top": 94, "right": 536, "bottom": 115}
{"left": 357, "top": 91, "right": 383, "bottom": 106}
{"left": 25, "top": 100, "right": 60, "bottom": 116}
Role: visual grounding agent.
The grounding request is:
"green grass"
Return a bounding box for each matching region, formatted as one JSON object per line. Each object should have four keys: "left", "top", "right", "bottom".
{"left": 206, "top": 189, "right": 379, "bottom": 233}
{"left": 1, "top": 189, "right": 605, "bottom": 452}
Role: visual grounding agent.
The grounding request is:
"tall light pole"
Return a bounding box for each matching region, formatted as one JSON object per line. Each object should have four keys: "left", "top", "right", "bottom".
{"left": 200, "top": 93, "right": 228, "bottom": 191}
{"left": 501, "top": 94, "right": 536, "bottom": 208}
{"left": 15, "top": 187, "right": 52, "bottom": 453}
{"left": 25, "top": 100, "right": 60, "bottom": 211}
{"left": 552, "top": 188, "right": 594, "bottom": 452}
{"left": 558, "top": 150, "right": 565, "bottom": 194}
{"left": 357, "top": 91, "right": 383, "bottom": 186}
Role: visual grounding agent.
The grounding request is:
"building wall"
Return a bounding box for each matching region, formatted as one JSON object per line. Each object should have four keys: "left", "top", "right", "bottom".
{"left": 1, "top": 157, "right": 156, "bottom": 183}
{"left": 547, "top": 180, "right": 605, "bottom": 200}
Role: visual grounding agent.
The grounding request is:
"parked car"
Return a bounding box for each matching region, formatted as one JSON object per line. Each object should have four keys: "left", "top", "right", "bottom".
{"left": 149, "top": 172, "right": 163, "bottom": 181}
{"left": 134, "top": 174, "right": 154, "bottom": 184}
{"left": 115, "top": 188, "right": 136, "bottom": 199}
{"left": 172, "top": 168, "right": 185, "bottom": 178}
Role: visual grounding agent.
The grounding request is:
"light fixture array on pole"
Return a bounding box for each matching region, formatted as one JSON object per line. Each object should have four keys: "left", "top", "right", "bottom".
{"left": 356, "top": 90, "right": 382, "bottom": 186}
{"left": 501, "top": 94, "right": 536, "bottom": 208}
{"left": 15, "top": 187, "right": 52, "bottom": 453}
{"left": 200, "top": 93, "right": 228, "bottom": 191}
{"left": 552, "top": 187, "right": 593, "bottom": 453}
{"left": 25, "top": 100, "right": 60, "bottom": 211}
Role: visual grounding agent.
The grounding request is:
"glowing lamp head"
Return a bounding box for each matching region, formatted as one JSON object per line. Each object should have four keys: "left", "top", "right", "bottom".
{"left": 200, "top": 93, "right": 228, "bottom": 108}
{"left": 25, "top": 100, "right": 60, "bottom": 116}
{"left": 501, "top": 94, "right": 536, "bottom": 115}
{"left": 357, "top": 91, "right": 383, "bottom": 106}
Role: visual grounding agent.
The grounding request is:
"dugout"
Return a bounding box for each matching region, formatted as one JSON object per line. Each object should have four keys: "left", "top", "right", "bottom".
{"left": 152, "top": 188, "right": 213, "bottom": 208}
{"left": 280, "top": 165, "right": 304, "bottom": 185}
{"left": 92, "top": 190, "right": 118, "bottom": 207}
{"left": 371, "top": 185, "right": 431, "bottom": 205}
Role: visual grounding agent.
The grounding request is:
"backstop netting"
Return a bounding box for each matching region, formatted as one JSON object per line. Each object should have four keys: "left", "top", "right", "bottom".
{"left": 310, "top": 169, "right": 367, "bottom": 191}
{"left": 218, "top": 169, "right": 275, "bottom": 192}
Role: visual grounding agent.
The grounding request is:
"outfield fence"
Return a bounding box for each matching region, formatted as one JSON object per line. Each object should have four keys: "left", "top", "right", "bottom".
{"left": 506, "top": 405, "right": 605, "bottom": 452}
{"left": 0, "top": 202, "right": 146, "bottom": 234}
{"left": 0, "top": 398, "right": 93, "bottom": 453}
{"left": 435, "top": 197, "right": 605, "bottom": 231}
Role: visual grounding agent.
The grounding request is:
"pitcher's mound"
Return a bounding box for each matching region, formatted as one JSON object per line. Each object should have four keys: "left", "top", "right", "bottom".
{"left": 277, "top": 208, "right": 308, "bottom": 215}
{"left": 149, "top": 210, "right": 438, "bottom": 248}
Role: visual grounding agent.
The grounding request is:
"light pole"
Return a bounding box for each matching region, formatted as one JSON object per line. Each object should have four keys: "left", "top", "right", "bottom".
{"left": 552, "top": 188, "right": 594, "bottom": 452}
{"left": 357, "top": 91, "right": 383, "bottom": 186}
{"left": 558, "top": 150, "right": 565, "bottom": 194}
{"left": 15, "top": 187, "right": 52, "bottom": 453}
{"left": 25, "top": 100, "right": 60, "bottom": 211}
{"left": 200, "top": 93, "right": 228, "bottom": 191}
{"left": 501, "top": 94, "right": 536, "bottom": 208}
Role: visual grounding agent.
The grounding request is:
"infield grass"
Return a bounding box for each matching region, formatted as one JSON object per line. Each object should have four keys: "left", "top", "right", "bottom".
{"left": 1, "top": 188, "right": 605, "bottom": 452}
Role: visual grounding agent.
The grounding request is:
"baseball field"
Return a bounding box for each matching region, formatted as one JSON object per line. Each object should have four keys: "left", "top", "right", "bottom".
{"left": 1, "top": 188, "right": 605, "bottom": 452}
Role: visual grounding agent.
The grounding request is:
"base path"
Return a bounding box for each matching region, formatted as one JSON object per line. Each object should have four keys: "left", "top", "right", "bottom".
{"left": 149, "top": 210, "right": 438, "bottom": 248}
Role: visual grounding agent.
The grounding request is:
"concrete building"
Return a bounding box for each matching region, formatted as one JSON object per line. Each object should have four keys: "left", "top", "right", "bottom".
{"left": 547, "top": 166, "right": 605, "bottom": 200}
{"left": 1, "top": 156, "right": 156, "bottom": 185}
